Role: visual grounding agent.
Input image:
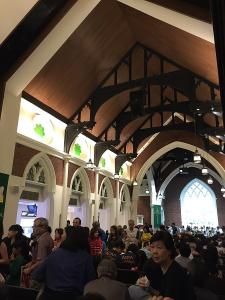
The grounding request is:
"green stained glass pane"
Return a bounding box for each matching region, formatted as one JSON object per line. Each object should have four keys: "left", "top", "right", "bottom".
{"left": 34, "top": 124, "right": 45, "bottom": 137}
{"left": 100, "top": 157, "right": 106, "bottom": 168}
{"left": 74, "top": 143, "right": 81, "bottom": 156}
{"left": 119, "top": 167, "right": 124, "bottom": 175}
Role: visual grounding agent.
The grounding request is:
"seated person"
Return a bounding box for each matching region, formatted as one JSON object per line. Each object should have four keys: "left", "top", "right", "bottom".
{"left": 116, "top": 243, "right": 138, "bottom": 270}
{"left": 187, "top": 259, "right": 218, "bottom": 300}
{"left": 107, "top": 240, "right": 125, "bottom": 262}
{"left": 129, "top": 231, "right": 196, "bottom": 300}
{"left": 140, "top": 242, "right": 152, "bottom": 260}
{"left": 7, "top": 240, "right": 29, "bottom": 286}
{"left": 175, "top": 242, "right": 191, "bottom": 269}
{"left": 84, "top": 259, "right": 131, "bottom": 300}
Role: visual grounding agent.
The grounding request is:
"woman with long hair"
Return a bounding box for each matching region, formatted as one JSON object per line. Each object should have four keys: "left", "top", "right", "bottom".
{"left": 4, "top": 224, "right": 29, "bottom": 259}
{"left": 31, "top": 226, "right": 95, "bottom": 300}
{"left": 107, "top": 225, "right": 122, "bottom": 251}
{"left": 89, "top": 229, "right": 103, "bottom": 270}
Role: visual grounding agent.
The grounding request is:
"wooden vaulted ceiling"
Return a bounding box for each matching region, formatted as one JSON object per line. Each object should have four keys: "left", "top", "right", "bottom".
{"left": 21, "top": 0, "right": 219, "bottom": 153}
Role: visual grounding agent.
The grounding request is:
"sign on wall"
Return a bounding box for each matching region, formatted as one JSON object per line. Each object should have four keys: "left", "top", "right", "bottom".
{"left": 0, "top": 173, "right": 9, "bottom": 218}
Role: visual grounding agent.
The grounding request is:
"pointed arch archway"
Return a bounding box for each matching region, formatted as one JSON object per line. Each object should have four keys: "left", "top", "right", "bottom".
{"left": 132, "top": 141, "right": 225, "bottom": 222}
{"left": 99, "top": 177, "right": 114, "bottom": 230}
{"left": 16, "top": 152, "right": 56, "bottom": 236}
{"left": 180, "top": 178, "right": 218, "bottom": 227}
{"left": 119, "top": 184, "right": 131, "bottom": 226}
{"left": 67, "top": 167, "right": 91, "bottom": 227}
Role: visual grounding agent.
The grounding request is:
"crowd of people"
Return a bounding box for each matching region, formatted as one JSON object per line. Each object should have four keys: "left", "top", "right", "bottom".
{"left": 0, "top": 217, "right": 225, "bottom": 300}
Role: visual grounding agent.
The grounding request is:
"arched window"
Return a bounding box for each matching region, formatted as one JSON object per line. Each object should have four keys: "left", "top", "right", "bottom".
{"left": 100, "top": 183, "right": 108, "bottom": 198}
{"left": 180, "top": 178, "right": 218, "bottom": 227}
{"left": 120, "top": 189, "right": 126, "bottom": 212}
{"left": 71, "top": 174, "right": 83, "bottom": 193}
{"left": 26, "top": 161, "right": 46, "bottom": 184}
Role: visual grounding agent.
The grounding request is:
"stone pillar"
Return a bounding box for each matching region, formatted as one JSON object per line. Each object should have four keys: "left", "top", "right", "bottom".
{"left": 94, "top": 170, "right": 99, "bottom": 221}
{"left": 60, "top": 155, "right": 70, "bottom": 227}
{"left": 115, "top": 179, "right": 120, "bottom": 225}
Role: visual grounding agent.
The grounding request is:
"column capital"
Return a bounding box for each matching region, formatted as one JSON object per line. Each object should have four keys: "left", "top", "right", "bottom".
{"left": 63, "top": 154, "right": 71, "bottom": 162}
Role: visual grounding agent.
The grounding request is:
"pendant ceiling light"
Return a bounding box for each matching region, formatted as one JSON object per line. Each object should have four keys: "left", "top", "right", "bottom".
{"left": 201, "top": 166, "right": 208, "bottom": 175}
{"left": 207, "top": 177, "right": 213, "bottom": 185}
{"left": 193, "top": 148, "right": 201, "bottom": 164}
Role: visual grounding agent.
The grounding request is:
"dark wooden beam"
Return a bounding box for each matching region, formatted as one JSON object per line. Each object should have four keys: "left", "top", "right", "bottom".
{"left": 210, "top": 0, "right": 225, "bottom": 129}
{"left": 22, "top": 91, "right": 69, "bottom": 124}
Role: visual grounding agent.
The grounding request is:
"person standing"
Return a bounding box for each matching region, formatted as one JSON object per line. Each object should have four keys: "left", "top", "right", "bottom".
{"left": 89, "top": 229, "right": 103, "bottom": 270}
{"left": 23, "top": 217, "right": 53, "bottom": 287}
{"left": 73, "top": 218, "right": 81, "bottom": 227}
{"left": 125, "top": 220, "right": 138, "bottom": 247}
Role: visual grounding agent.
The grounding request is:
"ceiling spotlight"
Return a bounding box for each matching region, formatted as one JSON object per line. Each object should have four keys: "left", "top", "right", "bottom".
{"left": 221, "top": 187, "right": 225, "bottom": 193}
{"left": 193, "top": 149, "right": 201, "bottom": 164}
{"left": 223, "top": 193, "right": 225, "bottom": 198}
{"left": 201, "top": 166, "right": 208, "bottom": 175}
{"left": 146, "top": 189, "right": 150, "bottom": 194}
{"left": 133, "top": 180, "right": 138, "bottom": 186}
{"left": 207, "top": 177, "right": 213, "bottom": 185}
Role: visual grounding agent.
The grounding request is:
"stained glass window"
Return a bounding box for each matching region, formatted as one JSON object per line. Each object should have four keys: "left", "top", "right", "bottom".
{"left": 180, "top": 178, "right": 218, "bottom": 227}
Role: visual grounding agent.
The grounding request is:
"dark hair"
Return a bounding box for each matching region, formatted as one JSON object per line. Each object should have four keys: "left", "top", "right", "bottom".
{"left": 137, "top": 249, "right": 147, "bottom": 270}
{"left": 8, "top": 224, "right": 24, "bottom": 236}
{"left": 159, "top": 224, "right": 166, "bottom": 231}
{"left": 13, "top": 239, "right": 30, "bottom": 259}
{"left": 113, "top": 240, "right": 125, "bottom": 250}
{"left": 47, "top": 226, "right": 52, "bottom": 234}
{"left": 55, "top": 228, "right": 64, "bottom": 237}
{"left": 110, "top": 225, "right": 118, "bottom": 237}
{"left": 73, "top": 217, "right": 81, "bottom": 225}
{"left": 143, "top": 225, "right": 150, "bottom": 233}
{"left": 127, "top": 243, "right": 139, "bottom": 255}
{"left": 61, "top": 227, "right": 89, "bottom": 252}
{"left": 179, "top": 242, "right": 191, "bottom": 258}
{"left": 150, "top": 231, "right": 176, "bottom": 259}
{"left": 78, "top": 293, "right": 106, "bottom": 300}
{"left": 90, "top": 228, "right": 100, "bottom": 239}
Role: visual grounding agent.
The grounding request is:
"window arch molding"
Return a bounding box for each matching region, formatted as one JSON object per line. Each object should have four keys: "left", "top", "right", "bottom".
{"left": 180, "top": 178, "right": 218, "bottom": 227}
{"left": 23, "top": 152, "right": 56, "bottom": 193}
{"left": 69, "top": 167, "right": 91, "bottom": 203}
{"left": 99, "top": 177, "right": 114, "bottom": 200}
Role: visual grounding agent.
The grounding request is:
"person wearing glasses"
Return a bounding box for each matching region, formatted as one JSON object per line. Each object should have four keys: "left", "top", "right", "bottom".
{"left": 22, "top": 218, "right": 53, "bottom": 288}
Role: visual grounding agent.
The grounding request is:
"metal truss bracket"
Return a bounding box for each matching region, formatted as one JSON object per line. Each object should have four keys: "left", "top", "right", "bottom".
{"left": 94, "top": 140, "right": 120, "bottom": 167}
{"left": 90, "top": 70, "right": 196, "bottom": 121}
{"left": 115, "top": 153, "right": 137, "bottom": 175}
{"left": 64, "top": 121, "right": 95, "bottom": 153}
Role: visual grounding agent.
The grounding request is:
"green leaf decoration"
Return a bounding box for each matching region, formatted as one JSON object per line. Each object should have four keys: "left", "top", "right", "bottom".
{"left": 34, "top": 124, "right": 45, "bottom": 137}
{"left": 74, "top": 143, "right": 81, "bottom": 156}
{"left": 119, "top": 167, "right": 124, "bottom": 175}
{"left": 100, "top": 157, "right": 106, "bottom": 168}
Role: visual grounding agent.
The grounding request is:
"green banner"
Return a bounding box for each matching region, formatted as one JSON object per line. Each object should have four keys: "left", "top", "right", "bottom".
{"left": 0, "top": 173, "right": 9, "bottom": 218}
{"left": 153, "top": 204, "right": 161, "bottom": 228}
